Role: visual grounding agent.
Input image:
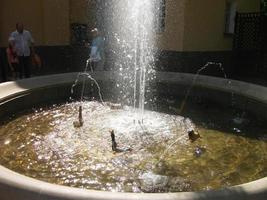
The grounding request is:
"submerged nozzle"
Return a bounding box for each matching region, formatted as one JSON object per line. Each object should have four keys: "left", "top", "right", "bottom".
{"left": 188, "top": 129, "right": 201, "bottom": 142}
{"left": 109, "top": 130, "right": 132, "bottom": 153}
{"left": 110, "top": 130, "right": 117, "bottom": 152}
{"left": 79, "top": 106, "right": 83, "bottom": 124}
{"left": 73, "top": 106, "right": 84, "bottom": 128}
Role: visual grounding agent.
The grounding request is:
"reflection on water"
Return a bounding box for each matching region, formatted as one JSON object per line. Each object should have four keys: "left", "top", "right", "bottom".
{"left": 0, "top": 101, "right": 266, "bottom": 193}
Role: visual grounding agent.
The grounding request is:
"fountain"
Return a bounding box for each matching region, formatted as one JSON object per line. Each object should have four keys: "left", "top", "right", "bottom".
{"left": 0, "top": 72, "right": 267, "bottom": 199}
{"left": 98, "top": 0, "right": 156, "bottom": 119}
{"left": 0, "top": 1, "right": 267, "bottom": 200}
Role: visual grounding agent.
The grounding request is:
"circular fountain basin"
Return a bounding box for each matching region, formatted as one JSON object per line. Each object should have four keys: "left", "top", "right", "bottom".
{"left": 0, "top": 72, "right": 266, "bottom": 200}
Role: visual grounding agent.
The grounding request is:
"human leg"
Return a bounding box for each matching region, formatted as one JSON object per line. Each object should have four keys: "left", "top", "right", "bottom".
{"left": 23, "top": 56, "right": 31, "bottom": 78}
{"left": 18, "top": 57, "right": 24, "bottom": 79}
{"left": 12, "top": 63, "right": 20, "bottom": 79}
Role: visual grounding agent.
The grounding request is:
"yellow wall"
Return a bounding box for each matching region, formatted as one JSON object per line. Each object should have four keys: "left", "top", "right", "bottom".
{"left": 70, "top": 0, "right": 89, "bottom": 24}
{"left": 157, "top": 0, "right": 186, "bottom": 51}
{"left": 183, "top": 0, "right": 260, "bottom": 51}
{"left": 0, "top": 0, "right": 44, "bottom": 47}
{"left": 70, "top": 0, "right": 96, "bottom": 32}
{"left": 0, "top": 0, "right": 261, "bottom": 51}
{"left": 238, "top": 0, "right": 261, "bottom": 12}
{"left": 68, "top": 0, "right": 186, "bottom": 51}
{"left": 42, "top": 0, "right": 70, "bottom": 46}
{"left": 0, "top": 0, "right": 70, "bottom": 47}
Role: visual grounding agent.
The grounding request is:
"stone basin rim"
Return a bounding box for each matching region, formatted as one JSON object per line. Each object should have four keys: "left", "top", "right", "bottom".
{"left": 0, "top": 72, "right": 266, "bottom": 200}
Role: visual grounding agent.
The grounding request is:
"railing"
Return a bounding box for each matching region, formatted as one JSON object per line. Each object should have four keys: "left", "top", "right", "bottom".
{"left": 234, "top": 12, "right": 267, "bottom": 51}
{"left": 233, "top": 12, "right": 267, "bottom": 75}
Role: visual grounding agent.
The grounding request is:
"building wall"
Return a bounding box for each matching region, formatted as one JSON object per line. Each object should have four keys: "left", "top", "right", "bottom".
{"left": 68, "top": 0, "right": 185, "bottom": 51}
{"left": 183, "top": 0, "right": 261, "bottom": 51}
{"left": 238, "top": 0, "right": 261, "bottom": 12}
{"left": 70, "top": 0, "right": 97, "bottom": 38}
{"left": 70, "top": 0, "right": 89, "bottom": 24}
{"left": 70, "top": 0, "right": 96, "bottom": 26}
{"left": 157, "top": 0, "right": 186, "bottom": 51}
{"left": 42, "top": 0, "right": 70, "bottom": 46}
{"left": 0, "top": 0, "right": 44, "bottom": 47}
{"left": 0, "top": 0, "right": 263, "bottom": 78}
{"left": 0, "top": 0, "right": 70, "bottom": 47}
{"left": 0, "top": 0, "right": 261, "bottom": 50}
{"left": 66, "top": 0, "right": 261, "bottom": 51}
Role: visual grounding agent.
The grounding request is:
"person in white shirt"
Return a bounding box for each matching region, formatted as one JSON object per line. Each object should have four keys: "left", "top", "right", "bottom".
{"left": 9, "top": 23, "right": 35, "bottom": 78}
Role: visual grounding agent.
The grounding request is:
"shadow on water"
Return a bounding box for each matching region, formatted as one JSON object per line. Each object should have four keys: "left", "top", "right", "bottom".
{"left": 1, "top": 58, "right": 267, "bottom": 142}
{"left": 0, "top": 74, "right": 267, "bottom": 195}
{"left": 153, "top": 92, "right": 267, "bottom": 141}
{"left": 2, "top": 74, "right": 267, "bottom": 142}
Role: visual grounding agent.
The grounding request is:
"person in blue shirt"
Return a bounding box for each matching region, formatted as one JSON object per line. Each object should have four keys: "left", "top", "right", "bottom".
{"left": 90, "top": 28, "right": 105, "bottom": 71}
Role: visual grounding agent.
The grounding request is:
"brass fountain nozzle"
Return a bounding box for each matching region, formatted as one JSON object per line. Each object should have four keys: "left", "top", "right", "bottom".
{"left": 109, "top": 130, "right": 132, "bottom": 153}
{"left": 110, "top": 130, "right": 117, "bottom": 152}
{"left": 188, "top": 129, "right": 201, "bottom": 142}
{"left": 79, "top": 106, "right": 83, "bottom": 124}
{"left": 73, "top": 105, "right": 84, "bottom": 128}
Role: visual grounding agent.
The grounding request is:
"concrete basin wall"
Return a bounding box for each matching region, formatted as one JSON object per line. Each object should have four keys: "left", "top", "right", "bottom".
{"left": 0, "top": 72, "right": 266, "bottom": 200}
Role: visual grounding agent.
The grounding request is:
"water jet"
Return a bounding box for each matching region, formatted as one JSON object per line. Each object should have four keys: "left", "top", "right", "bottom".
{"left": 0, "top": 72, "right": 266, "bottom": 200}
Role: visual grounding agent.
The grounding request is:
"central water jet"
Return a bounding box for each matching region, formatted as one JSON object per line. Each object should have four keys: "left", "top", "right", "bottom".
{"left": 99, "top": 0, "right": 159, "bottom": 121}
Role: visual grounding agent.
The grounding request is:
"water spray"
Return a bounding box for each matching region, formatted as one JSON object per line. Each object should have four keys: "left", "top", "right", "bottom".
{"left": 178, "top": 62, "right": 226, "bottom": 115}
{"left": 72, "top": 58, "right": 106, "bottom": 128}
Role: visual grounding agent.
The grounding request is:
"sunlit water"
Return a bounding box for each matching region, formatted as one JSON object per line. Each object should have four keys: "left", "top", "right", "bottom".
{"left": 0, "top": 100, "right": 266, "bottom": 193}
{"left": 100, "top": 0, "right": 157, "bottom": 118}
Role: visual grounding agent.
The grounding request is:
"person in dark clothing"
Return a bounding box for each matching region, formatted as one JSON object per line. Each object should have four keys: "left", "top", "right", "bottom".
{"left": 0, "top": 49, "right": 7, "bottom": 82}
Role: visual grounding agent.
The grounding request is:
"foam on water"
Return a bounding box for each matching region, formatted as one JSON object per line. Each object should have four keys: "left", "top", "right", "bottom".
{"left": 1, "top": 100, "right": 267, "bottom": 192}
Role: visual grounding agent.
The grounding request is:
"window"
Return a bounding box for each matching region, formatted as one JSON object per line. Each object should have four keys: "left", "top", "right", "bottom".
{"left": 225, "top": 1, "right": 237, "bottom": 34}
{"left": 261, "top": 0, "right": 267, "bottom": 13}
{"left": 154, "top": 0, "right": 166, "bottom": 33}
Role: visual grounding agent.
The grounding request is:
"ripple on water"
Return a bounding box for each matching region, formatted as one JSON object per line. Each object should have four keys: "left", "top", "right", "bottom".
{"left": 0, "top": 101, "right": 267, "bottom": 192}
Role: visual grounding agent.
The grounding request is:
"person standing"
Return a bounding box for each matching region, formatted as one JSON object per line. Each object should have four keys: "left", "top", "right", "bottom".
{"left": 9, "top": 23, "right": 34, "bottom": 78}
{"left": 90, "top": 28, "right": 105, "bottom": 71}
{"left": 0, "top": 49, "right": 7, "bottom": 82}
{"left": 6, "top": 38, "right": 19, "bottom": 79}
